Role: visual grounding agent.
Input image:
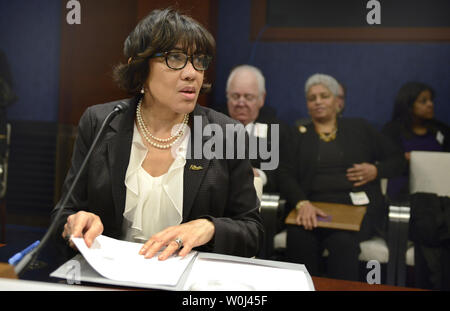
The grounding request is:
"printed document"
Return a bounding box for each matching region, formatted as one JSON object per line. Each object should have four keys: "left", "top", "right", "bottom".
{"left": 71, "top": 235, "right": 195, "bottom": 286}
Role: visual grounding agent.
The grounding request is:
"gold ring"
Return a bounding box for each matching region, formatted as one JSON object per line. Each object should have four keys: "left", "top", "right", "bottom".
{"left": 359, "top": 176, "right": 363, "bottom": 181}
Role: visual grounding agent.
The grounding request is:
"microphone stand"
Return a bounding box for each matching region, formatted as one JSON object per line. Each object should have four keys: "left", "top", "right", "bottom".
{"left": 14, "top": 102, "right": 129, "bottom": 278}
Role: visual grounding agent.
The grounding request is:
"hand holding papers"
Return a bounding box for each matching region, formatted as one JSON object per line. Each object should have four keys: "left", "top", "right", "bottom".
{"left": 71, "top": 235, "right": 196, "bottom": 286}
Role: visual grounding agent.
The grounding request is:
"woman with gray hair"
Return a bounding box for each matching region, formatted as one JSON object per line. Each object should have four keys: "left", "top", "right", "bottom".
{"left": 279, "top": 73, "right": 406, "bottom": 280}
{"left": 304, "top": 74, "right": 341, "bottom": 99}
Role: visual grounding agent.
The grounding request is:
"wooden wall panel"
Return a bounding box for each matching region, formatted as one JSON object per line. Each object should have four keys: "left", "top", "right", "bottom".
{"left": 59, "top": 0, "right": 218, "bottom": 126}
{"left": 56, "top": 0, "right": 138, "bottom": 200}
{"left": 58, "top": 0, "right": 137, "bottom": 126}
{"left": 55, "top": 0, "right": 219, "bottom": 201}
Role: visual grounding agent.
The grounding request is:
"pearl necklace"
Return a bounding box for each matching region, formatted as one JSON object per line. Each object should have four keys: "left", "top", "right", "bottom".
{"left": 136, "top": 99, "right": 189, "bottom": 149}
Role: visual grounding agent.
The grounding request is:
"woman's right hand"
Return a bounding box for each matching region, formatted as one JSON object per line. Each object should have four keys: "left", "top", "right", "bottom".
{"left": 62, "top": 211, "right": 104, "bottom": 249}
{"left": 295, "top": 201, "right": 327, "bottom": 230}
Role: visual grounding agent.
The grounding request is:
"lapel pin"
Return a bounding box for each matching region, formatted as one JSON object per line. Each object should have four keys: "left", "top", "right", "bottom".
{"left": 189, "top": 164, "right": 203, "bottom": 171}
{"left": 298, "top": 126, "right": 307, "bottom": 133}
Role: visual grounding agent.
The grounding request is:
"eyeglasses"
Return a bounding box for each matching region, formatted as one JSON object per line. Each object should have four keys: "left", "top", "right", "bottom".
{"left": 227, "top": 93, "right": 258, "bottom": 102}
{"left": 151, "top": 51, "right": 212, "bottom": 71}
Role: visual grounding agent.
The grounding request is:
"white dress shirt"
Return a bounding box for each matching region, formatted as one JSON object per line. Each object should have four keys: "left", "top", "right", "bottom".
{"left": 245, "top": 122, "right": 268, "bottom": 186}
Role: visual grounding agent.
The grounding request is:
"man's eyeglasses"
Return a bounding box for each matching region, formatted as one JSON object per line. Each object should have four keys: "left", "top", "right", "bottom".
{"left": 227, "top": 93, "right": 258, "bottom": 102}
{"left": 151, "top": 51, "right": 212, "bottom": 71}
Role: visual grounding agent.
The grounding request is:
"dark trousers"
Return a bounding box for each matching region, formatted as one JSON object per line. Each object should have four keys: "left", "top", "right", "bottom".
{"left": 286, "top": 225, "right": 360, "bottom": 281}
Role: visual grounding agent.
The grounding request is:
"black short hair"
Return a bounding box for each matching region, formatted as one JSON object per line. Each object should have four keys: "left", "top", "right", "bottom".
{"left": 113, "top": 8, "right": 215, "bottom": 96}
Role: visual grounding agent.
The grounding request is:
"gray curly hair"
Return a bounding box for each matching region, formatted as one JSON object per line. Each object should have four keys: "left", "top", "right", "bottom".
{"left": 305, "top": 73, "right": 340, "bottom": 97}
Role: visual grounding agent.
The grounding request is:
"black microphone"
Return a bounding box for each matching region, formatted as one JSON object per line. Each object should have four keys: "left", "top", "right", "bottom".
{"left": 14, "top": 101, "right": 130, "bottom": 277}
{"left": 112, "top": 101, "right": 129, "bottom": 114}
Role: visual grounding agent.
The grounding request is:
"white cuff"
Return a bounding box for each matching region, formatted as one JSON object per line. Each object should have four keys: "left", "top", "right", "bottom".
{"left": 254, "top": 168, "right": 267, "bottom": 186}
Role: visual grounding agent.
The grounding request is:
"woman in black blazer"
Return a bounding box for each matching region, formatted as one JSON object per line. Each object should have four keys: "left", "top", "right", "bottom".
{"left": 279, "top": 74, "right": 406, "bottom": 281}
{"left": 52, "top": 9, "right": 262, "bottom": 261}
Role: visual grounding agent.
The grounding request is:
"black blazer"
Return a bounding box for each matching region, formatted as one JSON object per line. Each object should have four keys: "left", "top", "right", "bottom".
{"left": 52, "top": 97, "right": 263, "bottom": 258}
{"left": 250, "top": 111, "right": 294, "bottom": 193}
{"left": 279, "top": 118, "right": 407, "bottom": 240}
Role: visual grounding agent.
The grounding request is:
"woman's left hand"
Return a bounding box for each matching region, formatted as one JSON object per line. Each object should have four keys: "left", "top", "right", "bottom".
{"left": 346, "top": 162, "right": 378, "bottom": 187}
{"left": 139, "top": 219, "right": 215, "bottom": 261}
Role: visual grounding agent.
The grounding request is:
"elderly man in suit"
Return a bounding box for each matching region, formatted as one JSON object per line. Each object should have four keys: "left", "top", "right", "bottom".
{"left": 226, "top": 65, "right": 292, "bottom": 193}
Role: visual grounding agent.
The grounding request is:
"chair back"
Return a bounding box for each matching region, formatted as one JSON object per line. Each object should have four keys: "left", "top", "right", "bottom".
{"left": 410, "top": 151, "right": 450, "bottom": 196}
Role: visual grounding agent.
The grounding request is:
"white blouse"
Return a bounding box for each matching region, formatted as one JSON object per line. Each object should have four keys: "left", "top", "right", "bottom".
{"left": 121, "top": 123, "right": 189, "bottom": 243}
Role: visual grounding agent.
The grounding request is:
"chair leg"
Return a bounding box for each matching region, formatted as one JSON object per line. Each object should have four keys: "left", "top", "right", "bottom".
{"left": 396, "top": 220, "right": 409, "bottom": 287}
{"left": 386, "top": 218, "right": 399, "bottom": 285}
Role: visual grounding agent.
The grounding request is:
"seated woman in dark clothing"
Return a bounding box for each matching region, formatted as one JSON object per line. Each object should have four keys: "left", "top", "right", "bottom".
{"left": 382, "top": 82, "right": 450, "bottom": 202}
{"left": 279, "top": 73, "right": 406, "bottom": 281}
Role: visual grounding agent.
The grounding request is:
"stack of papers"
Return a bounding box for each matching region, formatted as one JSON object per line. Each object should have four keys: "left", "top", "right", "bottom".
{"left": 183, "top": 255, "right": 311, "bottom": 291}
{"left": 70, "top": 235, "right": 195, "bottom": 287}
{"left": 51, "top": 235, "right": 314, "bottom": 291}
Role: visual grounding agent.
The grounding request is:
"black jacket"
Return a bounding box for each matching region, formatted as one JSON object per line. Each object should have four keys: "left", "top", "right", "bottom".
{"left": 51, "top": 97, "right": 263, "bottom": 258}
{"left": 410, "top": 192, "right": 450, "bottom": 290}
{"left": 279, "top": 118, "right": 407, "bottom": 240}
{"left": 251, "top": 109, "right": 295, "bottom": 193}
{"left": 410, "top": 192, "right": 450, "bottom": 247}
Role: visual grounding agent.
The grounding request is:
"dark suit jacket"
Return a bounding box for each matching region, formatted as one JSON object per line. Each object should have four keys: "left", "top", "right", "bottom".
{"left": 409, "top": 192, "right": 450, "bottom": 290}
{"left": 250, "top": 111, "right": 295, "bottom": 193}
{"left": 279, "top": 118, "right": 407, "bottom": 240}
{"left": 52, "top": 97, "right": 263, "bottom": 259}
{"left": 211, "top": 103, "right": 294, "bottom": 194}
